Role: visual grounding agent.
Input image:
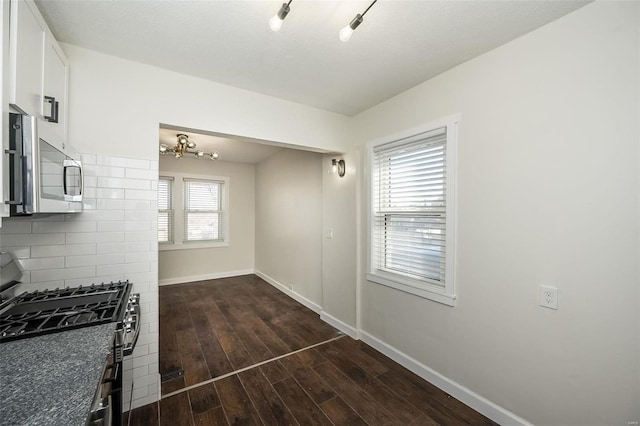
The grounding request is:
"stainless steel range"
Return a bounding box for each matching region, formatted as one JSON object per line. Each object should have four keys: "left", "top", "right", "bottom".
{"left": 0, "top": 281, "right": 140, "bottom": 426}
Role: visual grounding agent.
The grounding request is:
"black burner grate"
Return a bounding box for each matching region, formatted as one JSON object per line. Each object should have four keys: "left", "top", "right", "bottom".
{"left": 0, "top": 281, "right": 131, "bottom": 342}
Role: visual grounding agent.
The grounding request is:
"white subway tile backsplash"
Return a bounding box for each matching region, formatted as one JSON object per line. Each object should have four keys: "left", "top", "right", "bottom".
{"left": 80, "top": 154, "right": 97, "bottom": 165}
{"left": 97, "top": 199, "right": 126, "bottom": 210}
{"left": 95, "top": 232, "right": 125, "bottom": 243}
{"left": 31, "top": 244, "right": 96, "bottom": 257}
{"left": 124, "top": 189, "right": 157, "bottom": 201}
{"left": 126, "top": 168, "right": 157, "bottom": 181}
{"left": 97, "top": 156, "right": 150, "bottom": 170}
{"left": 32, "top": 221, "right": 97, "bottom": 234}
{"left": 125, "top": 231, "right": 156, "bottom": 242}
{"left": 65, "top": 253, "right": 125, "bottom": 267}
{"left": 2, "top": 233, "right": 65, "bottom": 246}
{"left": 67, "top": 210, "right": 124, "bottom": 222}
{"left": 90, "top": 165, "right": 125, "bottom": 178}
{"left": 0, "top": 219, "right": 32, "bottom": 234}
{"left": 20, "top": 257, "right": 65, "bottom": 271}
{"left": 97, "top": 221, "right": 126, "bottom": 232}
{"left": 124, "top": 200, "right": 152, "bottom": 211}
{"left": 64, "top": 233, "right": 97, "bottom": 244}
{"left": 1, "top": 246, "right": 31, "bottom": 258}
{"left": 133, "top": 365, "right": 149, "bottom": 379}
{"left": 84, "top": 176, "right": 98, "bottom": 188}
{"left": 98, "top": 177, "right": 151, "bottom": 190}
{"left": 96, "top": 241, "right": 150, "bottom": 254}
{"left": 124, "top": 221, "right": 152, "bottom": 232}
{"left": 124, "top": 210, "right": 156, "bottom": 221}
{"left": 30, "top": 266, "right": 95, "bottom": 283}
{"left": 95, "top": 188, "right": 125, "bottom": 200}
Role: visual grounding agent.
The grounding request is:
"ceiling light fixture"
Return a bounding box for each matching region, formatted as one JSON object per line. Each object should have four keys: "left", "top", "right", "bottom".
{"left": 269, "top": 0, "right": 293, "bottom": 32}
{"left": 332, "top": 158, "right": 346, "bottom": 177}
{"left": 160, "top": 134, "right": 220, "bottom": 160}
{"left": 339, "top": 0, "right": 377, "bottom": 42}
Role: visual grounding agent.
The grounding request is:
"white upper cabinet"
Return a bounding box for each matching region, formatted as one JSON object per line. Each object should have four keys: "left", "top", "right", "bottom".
{"left": 8, "top": 0, "right": 69, "bottom": 147}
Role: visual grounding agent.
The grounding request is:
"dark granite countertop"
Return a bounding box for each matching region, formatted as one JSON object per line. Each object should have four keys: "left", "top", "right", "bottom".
{"left": 0, "top": 323, "right": 116, "bottom": 426}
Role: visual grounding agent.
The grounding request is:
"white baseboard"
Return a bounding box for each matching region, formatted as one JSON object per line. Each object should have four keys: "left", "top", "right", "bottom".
{"left": 320, "top": 311, "right": 358, "bottom": 338}
{"left": 254, "top": 270, "right": 322, "bottom": 313}
{"left": 158, "top": 269, "right": 255, "bottom": 286}
{"left": 360, "top": 331, "right": 533, "bottom": 426}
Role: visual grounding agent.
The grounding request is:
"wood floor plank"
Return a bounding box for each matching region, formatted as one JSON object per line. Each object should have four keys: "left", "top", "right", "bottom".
{"left": 319, "top": 397, "right": 369, "bottom": 426}
{"left": 279, "top": 353, "right": 336, "bottom": 405}
{"left": 160, "top": 392, "right": 194, "bottom": 426}
{"left": 313, "top": 361, "right": 400, "bottom": 426}
{"left": 193, "top": 407, "right": 229, "bottom": 426}
{"left": 238, "top": 368, "right": 298, "bottom": 426}
{"left": 259, "top": 360, "right": 292, "bottom": 384}
{"left": 200, "top": 339, "right": 234, "bottom": 378}
{"left": 272, "top": 377, "right": 333, "bottom": 426}
{"left": 215, "top": 375, "right": 262, "bottom": 426}
{"left": 127, "top": 402, "right": 159, "bottom": 426}
{"left": 162, "top": 376, "right": 186, "bottom": 395}
{"left": 189, "top": 382, "right": 221, "bottom": 415}
{"left": 361, "top": 345, "right": 498, "bottom": 425}
{"left": 316, "top": 343, "right": 427, "bottom": 424}
{"left": 182, "top": 350, "right": 212, "bottom": 387}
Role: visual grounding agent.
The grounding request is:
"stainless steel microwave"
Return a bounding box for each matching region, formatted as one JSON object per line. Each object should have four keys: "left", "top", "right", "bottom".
{"left": 5, "top": 113, "right": 83, "bottom": 215}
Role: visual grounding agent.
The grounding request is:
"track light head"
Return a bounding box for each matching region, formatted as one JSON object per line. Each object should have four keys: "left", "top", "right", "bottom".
{"left": 269, "top": 1, "right": 292, "bottom": 32}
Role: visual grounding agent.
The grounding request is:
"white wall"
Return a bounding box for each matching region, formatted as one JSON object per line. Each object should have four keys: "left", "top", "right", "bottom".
{"left": 0, "top": 154, "right": 159, "bottom": 410}
{"left": 351, "top": 2, "right": 640, "bottom": 425}
{"left": 255, "top": 149, "right": 323, "bottom": 307}
{"left": 158, "top": 156, "right": 255, "bottom": 284}
{"left": 320, "top": 154, "right": 358, "bottom": 334}
{"left": 62, "top": 44, "right": 351, "bottom": 162}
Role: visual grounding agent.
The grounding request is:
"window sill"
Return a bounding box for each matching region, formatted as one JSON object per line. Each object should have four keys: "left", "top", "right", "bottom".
{"left": 159, "top": 241, "right": 229, "bottom": 251}
{"left": 366, "top": 271, "right": 456, "bottom": 307}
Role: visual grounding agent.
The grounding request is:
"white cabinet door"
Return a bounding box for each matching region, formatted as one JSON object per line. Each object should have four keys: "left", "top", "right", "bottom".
{"left": 39, "top": 36, "right": 69, "bottom": 146}
{"left": 9, "top": 0, "right": 45, "bottom": 117}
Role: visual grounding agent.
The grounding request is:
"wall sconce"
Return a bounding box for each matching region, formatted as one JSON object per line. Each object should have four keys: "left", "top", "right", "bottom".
{"left": 332, "top": 159, "right": 346, "bottom": 177}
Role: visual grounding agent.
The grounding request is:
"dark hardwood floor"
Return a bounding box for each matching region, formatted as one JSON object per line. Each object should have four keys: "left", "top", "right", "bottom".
{"left": 125, "top": 275, "right": 498, "bottom": 425}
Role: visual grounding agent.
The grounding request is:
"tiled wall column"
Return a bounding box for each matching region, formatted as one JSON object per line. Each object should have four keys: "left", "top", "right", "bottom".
{"left": 0, "top": 154, "right": 160, "bottom": 411}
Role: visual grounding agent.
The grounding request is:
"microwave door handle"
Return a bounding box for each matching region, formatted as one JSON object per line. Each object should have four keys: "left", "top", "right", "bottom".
{"left": 63, "top": 159, "right": 83, "bottom": 201}
{"left": 3, "top": 149, "right": 22, "bottom": 206}
{"left": 23, "top": 116, "right": 38, "bottom": 214}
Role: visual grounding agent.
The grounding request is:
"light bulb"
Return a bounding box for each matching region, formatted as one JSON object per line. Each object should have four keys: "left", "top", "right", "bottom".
{"left": 339, "top": 25, "right": 354, "bottom": 42}
{"left": 212, "top": 152, "right": 220, "bottom": 160}
{"left": 331, "top": 160, "right": 338, "bottom": 174}
{"left": 159, "top": 144, "right": 168, "bottom": 153}
{"left": 196, "top": 151, "right": 204, "bottom": 157}
{"left": 269, "top": 15, "right": 283, "bottom": 32}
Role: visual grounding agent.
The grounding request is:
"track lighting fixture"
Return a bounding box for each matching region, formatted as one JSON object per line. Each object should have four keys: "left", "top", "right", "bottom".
{"left": 269, "top": 0, "right": 293, "bottom": 32}
{"left": 339, "top": 0, "right": 377, "bottom": 42}
{"left": 160, "top": 134, "right": 220, "bottom": 160}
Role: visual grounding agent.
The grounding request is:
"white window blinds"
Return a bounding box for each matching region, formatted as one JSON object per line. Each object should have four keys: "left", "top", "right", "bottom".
{"left": 372, "top": 127, "right": 447, "bottom": 286}
{"left": 183, "top": 179, "right": 224, "bottom": 242}
{"left": 158, "top": 177, "right": 173, "bottom": 244}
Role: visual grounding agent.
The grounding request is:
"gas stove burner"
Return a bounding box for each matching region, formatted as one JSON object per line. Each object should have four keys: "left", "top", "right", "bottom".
{"left": 0, "top": 281, "right": 132, "bottom": 343}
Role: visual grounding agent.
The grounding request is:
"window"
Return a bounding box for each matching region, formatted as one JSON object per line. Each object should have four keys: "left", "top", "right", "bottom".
{"left": 158, "top": 177, "right": 174, "bottom": 244}
{"left": 368, "top": 115, "right": 458, "bottom": 306}
{"left": 158, "top": 173, "right": 229, "bottom": 250}
{"left": 184, "top": 179, "right": 224, "bottom": 242}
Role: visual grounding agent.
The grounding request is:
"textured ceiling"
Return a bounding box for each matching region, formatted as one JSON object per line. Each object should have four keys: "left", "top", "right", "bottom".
{"left": 36, "top": 0, "right": 589, "bottom": 116}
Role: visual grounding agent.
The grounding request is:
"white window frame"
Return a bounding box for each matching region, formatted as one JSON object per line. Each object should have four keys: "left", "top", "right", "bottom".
{"left": 367, "top": 114, "right": 458, "bottom": 306}
{"left": 158, "top": 176, "right": 174, "bottom": 244}
{"left": 159, "top": 172, "right": 230, "bottom": 251}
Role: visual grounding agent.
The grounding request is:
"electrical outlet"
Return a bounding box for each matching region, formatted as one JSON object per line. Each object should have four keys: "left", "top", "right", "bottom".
{"left": 539, "top": 285, "right": 558, "bottom": 310}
